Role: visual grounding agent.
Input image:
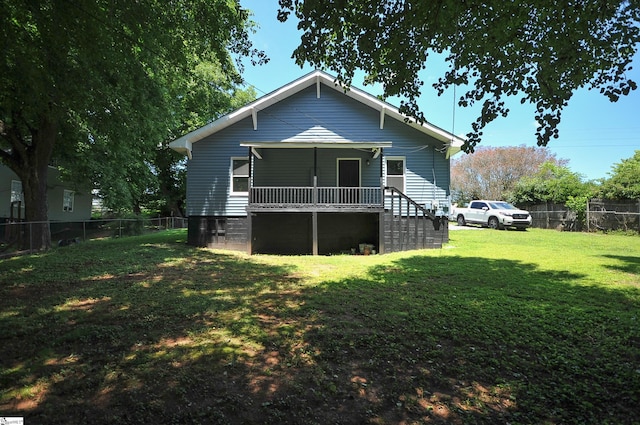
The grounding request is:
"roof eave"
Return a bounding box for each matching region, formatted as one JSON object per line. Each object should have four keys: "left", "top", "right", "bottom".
{"left": 169, "top": 72, "right": 324, "bottom": 156}
{"left": 168, "top": 139, "right": 193, "bottom": 160}
{"left": 240, "top": 140, "right": 393, "bottom": 149}
{"left": 169, "top": 70, "right": 466, "bottom": 156}
{"left": 338, "top": 82, "right": 467, "bottom": 152}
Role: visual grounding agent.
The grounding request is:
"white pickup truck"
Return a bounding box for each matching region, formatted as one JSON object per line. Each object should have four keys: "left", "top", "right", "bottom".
{"left": 453, "top": 200, "right": 532, "bottom": 230}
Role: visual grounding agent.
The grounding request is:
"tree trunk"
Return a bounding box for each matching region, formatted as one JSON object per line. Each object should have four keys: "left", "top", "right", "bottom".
{"left": 170, "top": 200, "right": 184, "bottom": 218}
{"left": 7, "top": 115, "right": 58, "bottom": 251}
{"left": 155, "top": 149, "right": 185, "bottom": 218}
{"left": 21, "top": 163, "right": 51, "bottom": 251}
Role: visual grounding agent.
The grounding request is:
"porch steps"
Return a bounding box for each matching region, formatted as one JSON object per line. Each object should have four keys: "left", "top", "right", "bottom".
{"left": 384, "top": 214, "right": 445, "bottom": 251}
{"left": 383, "top": 188, "right": 447, "bottom": 252}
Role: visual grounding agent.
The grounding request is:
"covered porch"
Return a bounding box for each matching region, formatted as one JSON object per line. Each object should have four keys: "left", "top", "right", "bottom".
{"left": 243, "top": 141, "right": 391, "bottom": 210}
{"left": 242, "top": 142, "right": 389, "bottom": 254}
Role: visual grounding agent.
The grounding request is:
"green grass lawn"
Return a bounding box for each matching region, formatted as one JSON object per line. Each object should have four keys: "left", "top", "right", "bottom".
{"left": 1, "top": 228, "right": 638, "bottom": 424}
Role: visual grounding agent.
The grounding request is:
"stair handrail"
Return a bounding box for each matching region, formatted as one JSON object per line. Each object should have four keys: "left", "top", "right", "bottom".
{"left": 385, "top": 186, "right": 441, "bottom": 228}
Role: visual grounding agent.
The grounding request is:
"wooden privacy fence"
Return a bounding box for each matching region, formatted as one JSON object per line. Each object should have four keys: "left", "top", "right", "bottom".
{"left": 526, "top": 199, "right": 640, "bottom": 233}
{"left": 527, "top": 202, "right": 580, "bottom": 231}
{"left": 587, "top": 199, "right": 640, "bottom": 233}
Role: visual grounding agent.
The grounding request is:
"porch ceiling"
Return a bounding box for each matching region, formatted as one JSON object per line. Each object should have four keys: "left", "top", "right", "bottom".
{"left": 240, "top": 141, "right": 392, "bottom": 149}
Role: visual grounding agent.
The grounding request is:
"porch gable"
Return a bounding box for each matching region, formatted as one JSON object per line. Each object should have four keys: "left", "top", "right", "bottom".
{"left": 169, "top": 70, "right": 464, "bottom": 159}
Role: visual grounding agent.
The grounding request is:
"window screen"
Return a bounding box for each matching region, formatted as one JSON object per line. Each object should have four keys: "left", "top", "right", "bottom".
{"left": 63, "top": 190, "right": 75, "bottom": 212}
{"left": 232, "top": 158, "right": 249, "bottom": 193}
{"left": 10, "top": 180, "right": 23, "bottom": 203}
{"left": 386, "top": 158, "right": 405, "bottom": 191}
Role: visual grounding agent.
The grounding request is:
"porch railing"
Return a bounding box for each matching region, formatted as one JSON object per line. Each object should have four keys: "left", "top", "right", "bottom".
{"left": 249, "top": 186, "right": 383, "bottom": 209}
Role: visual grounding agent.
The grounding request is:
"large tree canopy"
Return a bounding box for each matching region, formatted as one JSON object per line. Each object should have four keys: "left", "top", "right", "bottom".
{"left": 278, "top": 0, "right": 639, "bottom": 152}
{"left": 56, "top": 60, "right": 257, "bottom": 217}
{"left": 0, "top": 0, "right": 264, "bottom": 249}
{"left": 509, "top": 161, "right": 595, "bottom": 205}
{"left": 450, "top": 145, "right": 563, "bottom": 203}
{"left": 598, "top": 150, "right": 640, "bottom": 199}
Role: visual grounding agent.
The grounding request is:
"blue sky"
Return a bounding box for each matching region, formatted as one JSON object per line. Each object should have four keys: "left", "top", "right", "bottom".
{"left": 239, "top": 1, "right": 639, "bottom": 181}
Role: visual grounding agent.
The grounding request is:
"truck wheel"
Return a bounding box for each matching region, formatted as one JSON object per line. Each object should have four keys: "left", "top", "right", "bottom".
{"left": 488, "top": 216, "right": 501, "bottom": 230}
{"left": 457, "top": 215, "right": 466, "bottom": 226}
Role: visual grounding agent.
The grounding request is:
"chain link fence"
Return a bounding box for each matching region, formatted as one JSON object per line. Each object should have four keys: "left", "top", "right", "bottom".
{"left": 0, "top": 217, "right": 187, "bottom": 256}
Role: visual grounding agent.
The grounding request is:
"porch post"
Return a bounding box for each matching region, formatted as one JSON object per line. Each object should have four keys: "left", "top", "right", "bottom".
{"left": 247, "top": 147, "right": 253, "bottom": 254}
{"left": 312, "top": 147, "right": 318, "bottom": 255}
{"left": 378, "top": 148, "right": 385, "bottom": 254}
{"left": 248, "top": 147, "right": 253, "bottom": 204}
{"left": 312, "top": 211, "right": 318, "bottom": 255}
{"left": 313, "top": 147, "right": 318, "bottom": 205}
{"left": 314, "top": 147, "right": 318, "bottom": 177}
{"left": 247, "top": 213, "right": 253, "bottom": 255}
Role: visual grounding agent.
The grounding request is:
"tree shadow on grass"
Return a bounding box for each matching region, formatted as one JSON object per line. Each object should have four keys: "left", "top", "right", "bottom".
{"left": 297, "top": 255, "right": 640, "bottom": 424}
{"left": 1, "top": 236, "right": 639, "bottom": 424}
{"left": 600, "top": 254, "right": 640, "bottom": 277}
{"left": 0, "top": 233, "right": 303, "bottom": 423}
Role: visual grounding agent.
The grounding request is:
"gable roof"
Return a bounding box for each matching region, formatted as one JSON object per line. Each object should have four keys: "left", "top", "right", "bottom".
{"left": 169, "top": 70, "right": 465, "bottom": 159}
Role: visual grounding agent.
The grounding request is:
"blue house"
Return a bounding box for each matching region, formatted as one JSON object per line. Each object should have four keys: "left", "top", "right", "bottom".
{"left": 170, "top": 71, "right": 463, "bottom": 255}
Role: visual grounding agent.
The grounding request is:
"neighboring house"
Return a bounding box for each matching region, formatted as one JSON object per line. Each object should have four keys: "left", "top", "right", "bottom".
{"left": 0, "top": 164, "right": 92, "bottom": 222}
{"left": 170, "top": 70, "right": 464, "bottom": 255}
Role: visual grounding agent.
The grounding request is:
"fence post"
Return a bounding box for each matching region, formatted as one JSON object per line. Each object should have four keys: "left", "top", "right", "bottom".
{"left": 83, "top": 221, "right": 86, "bottom": 241}
{"left": 545, "top": 201, "right": 549, "bottom": 229}
{"left": 119, "top": 220, "right": 122, "bottom": 238}
{"left": 586, "top": 199, "right": 591, "bottom": 232}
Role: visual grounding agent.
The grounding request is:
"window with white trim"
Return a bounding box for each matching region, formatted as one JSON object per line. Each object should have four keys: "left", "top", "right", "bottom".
{"left": 230, "top": 157, "right": 249, "bottom": 194}
{"left": 10, "top": 180, "right": 23, "bottom": 204}
{"left": 63, "top": 190, "right": 75, "bottom": 212}
{"left": 386, "top": 157, "right": 405, "bottom": 192}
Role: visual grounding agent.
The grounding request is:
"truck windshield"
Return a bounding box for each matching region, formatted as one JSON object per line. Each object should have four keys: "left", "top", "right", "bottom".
{"left": 490, "top": 202, "right": 517, "bottom": 209}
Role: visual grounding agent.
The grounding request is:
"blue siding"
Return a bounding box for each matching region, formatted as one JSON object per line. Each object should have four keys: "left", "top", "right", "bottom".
{"left": 186, "top": 85, "right": 450, "bottom": 217}
{"left": 252, "top": 86, "right": 381, "bottom": 143}
{"left": 382, "top": 118, "right": 451, "bottom": 205}
{"left": 187, "top": 117, "right": 254, "bottom": 216}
